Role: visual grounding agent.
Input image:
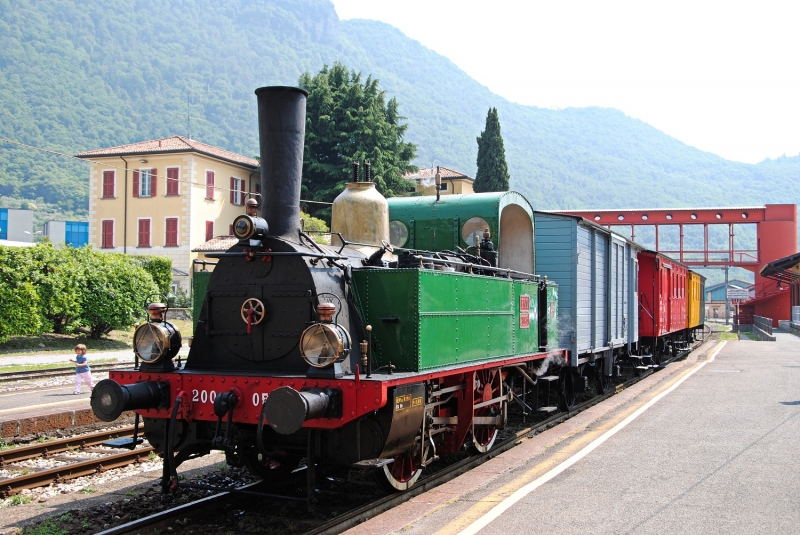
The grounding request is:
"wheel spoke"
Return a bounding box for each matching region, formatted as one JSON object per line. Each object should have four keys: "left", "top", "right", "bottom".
{"left": 472, "top": 369, "right": 501, "bottom": 453}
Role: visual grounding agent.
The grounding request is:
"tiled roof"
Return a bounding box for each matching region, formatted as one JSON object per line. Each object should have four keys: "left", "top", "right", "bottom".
{"left": 76, "top": 136, "right": 259, "bottom": 168}
{"left": 404, "top": 166, "right": 474, "bottom": 181}
{"left": 192, "top": 236, "right": 238, "bottom": 252}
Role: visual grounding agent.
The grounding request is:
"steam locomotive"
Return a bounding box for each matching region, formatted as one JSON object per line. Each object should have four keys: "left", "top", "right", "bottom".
{"left": 90, "top": 86, "right": 566, "bottom": 494}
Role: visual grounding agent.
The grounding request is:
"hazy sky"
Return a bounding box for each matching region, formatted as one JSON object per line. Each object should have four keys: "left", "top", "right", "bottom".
{"left": 331, "top": 0, "right": 800, "bottom": 164}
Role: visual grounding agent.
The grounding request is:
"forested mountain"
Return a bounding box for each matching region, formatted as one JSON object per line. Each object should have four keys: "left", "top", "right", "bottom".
{"left": 1, "top": 0, "right": 798, "bottom": 226}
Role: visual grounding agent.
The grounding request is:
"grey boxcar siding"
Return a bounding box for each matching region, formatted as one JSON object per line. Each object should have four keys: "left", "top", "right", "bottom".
{"left": 535, "top": 213, "right": 640, "bottom": 367}
{"left": 534, "top": 214, "right": 578, "bottom": 361}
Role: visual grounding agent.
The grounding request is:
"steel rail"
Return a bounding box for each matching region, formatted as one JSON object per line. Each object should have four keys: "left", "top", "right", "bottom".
{"left": 0, "top": 426, "right": 136, "bottom": 466}
{"left": 0, "top": 446, "right": 154, "bottom": 497}
{"left": 94, "top": 481, "right": 267, "bottom": 535}
{"left": 0, "top": 362, "right": 134, "bottom": 383}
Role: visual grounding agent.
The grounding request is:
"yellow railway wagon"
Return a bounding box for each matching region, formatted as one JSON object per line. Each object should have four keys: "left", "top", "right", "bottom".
{"left": 687, "top": 271, "right": 705, "bottom": 329}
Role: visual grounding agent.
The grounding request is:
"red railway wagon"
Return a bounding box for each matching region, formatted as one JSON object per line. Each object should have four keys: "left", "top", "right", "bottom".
{"left": 638, "top": 250, "right": 688, "bottom": 358}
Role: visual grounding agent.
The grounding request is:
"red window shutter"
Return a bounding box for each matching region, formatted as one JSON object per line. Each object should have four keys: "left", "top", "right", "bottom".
{"left": 230, "top": 177, "right": 235, "bottom": 204}
{"left": 150, "top": 169, "right": 157, "bottom": 197}
{"left": 165, "top": 218, "right": 178, "bottom": 246}
{"left": 206, "top": 171, "right": 214, "bottom": 199}
{"left": 102, "top": 220, "right": 113, "bottom": 248}
{"left": 102, "top": 171, "right": 114, "bottom": 198}
{"left": 167, "top": 168, "right": 179, "bottom": 195}
{"left": 133, "top": 171, "right": 140, "bottom": 197}
{"left": 138, "top": 219, "right": 151, "bottom": 247}
{"left": 205, "top": 221, "right": 214, "bottom": 242}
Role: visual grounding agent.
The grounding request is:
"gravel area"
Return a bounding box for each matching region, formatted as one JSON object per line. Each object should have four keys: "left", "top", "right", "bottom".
{"left": 0, "top": 448, "right": 238, "bottom": 534}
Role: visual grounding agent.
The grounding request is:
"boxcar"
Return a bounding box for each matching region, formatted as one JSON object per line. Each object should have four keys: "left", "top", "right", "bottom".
{"left": 687, "top": 271, "right": 705, "bottom": 330}
{"left": 533, "top": 213, "right": 642, "bottom": 372}
{"left": 638, "top": 250, "right": 688, "bottom": 360}
{"left": 687, "top": 270, "right": 707, "bottom": 343}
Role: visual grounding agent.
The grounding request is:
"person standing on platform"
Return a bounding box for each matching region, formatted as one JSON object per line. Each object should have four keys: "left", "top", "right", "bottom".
{"left": 70, "top": 344, "right": 94, "bottom": 394}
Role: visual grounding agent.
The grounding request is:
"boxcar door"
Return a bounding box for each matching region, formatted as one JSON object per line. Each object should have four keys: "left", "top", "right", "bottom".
{"left": 660, "top": 261, "right": 670, "bottom": 336}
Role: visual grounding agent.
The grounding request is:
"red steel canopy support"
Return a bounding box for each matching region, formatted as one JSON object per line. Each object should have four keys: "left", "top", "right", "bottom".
{"left": 554, "top": 204, "right": 798, "bottom": 325}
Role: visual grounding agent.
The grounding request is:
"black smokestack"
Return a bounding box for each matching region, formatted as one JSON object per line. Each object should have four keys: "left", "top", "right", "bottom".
{"left": 255, "top": 86, "right": 308, "bottom": 238}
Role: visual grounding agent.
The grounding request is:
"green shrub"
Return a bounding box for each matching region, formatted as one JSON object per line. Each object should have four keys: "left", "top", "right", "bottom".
{"left": 23, "top": 243, "right": 85, "bottom": 333}
{"left": 300, "top": 212, "right": 330, "bottom": 244}
{"left": 0, "top": 244, "right": 165, "bottom": 340}
{"left": 74, "top": 249, "right": 159, "bottom": 339}
{"left": 134, "top": 255, "right": 172, "bottom": 295}
{"left": 0, "top": 247, "right": 43, "bottom": 342}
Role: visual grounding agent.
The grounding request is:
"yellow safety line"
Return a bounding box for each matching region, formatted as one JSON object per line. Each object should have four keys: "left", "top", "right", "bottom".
{"left": 430, "top": 341, "right": 726, "bottom": 535}
{"left": 0, "top": 398, "right": 89, "bottom": 415}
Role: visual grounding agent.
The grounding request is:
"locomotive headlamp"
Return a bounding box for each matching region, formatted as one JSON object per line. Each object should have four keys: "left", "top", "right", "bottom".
{"left": 232, "top": 214, "right": 269, "bottom": 241}
{"left": 133, "top": 320, "right": 182, "bottom": 363}
{"left": 299, "top": 303, "right": 350, "bottom": 368}
{"left": 300, "top": 323, "right": 350, "bottom": 368}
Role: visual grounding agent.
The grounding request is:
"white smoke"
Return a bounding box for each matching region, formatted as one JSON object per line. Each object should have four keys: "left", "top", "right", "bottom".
{"left": 418, "top": 174, "right": 435, "bottom": 188}
{"left": 534, "top": 352, "right": 567, "bottom": 377}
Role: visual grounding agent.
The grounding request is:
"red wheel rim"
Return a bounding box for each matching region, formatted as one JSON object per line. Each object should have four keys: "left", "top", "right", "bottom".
{"left": 473, "top": 369, "right": 500, "bottom": 451}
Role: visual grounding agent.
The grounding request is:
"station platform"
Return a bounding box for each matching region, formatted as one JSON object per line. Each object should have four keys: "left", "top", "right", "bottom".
{"left": 348, "top": 331, "right": 800, "bottom": 535}
{"left": 0, "top": 347, "right": 187, "bottom": 439}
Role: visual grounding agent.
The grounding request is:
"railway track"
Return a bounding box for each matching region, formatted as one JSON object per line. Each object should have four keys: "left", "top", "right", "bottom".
{"left": 0, "top": 426, "right": 152, "bottom": 497}
{"left": 0, "top": 362, "right": 134, "bottom": 383}
{"left": 91, "top": 340, "right": 705, "bottom": 535}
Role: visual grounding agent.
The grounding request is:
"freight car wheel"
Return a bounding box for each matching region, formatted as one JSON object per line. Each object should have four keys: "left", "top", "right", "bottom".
{"left": 377, "top": 453, "right": 422, "bottom": 492}
{"left": 243, "top": 452, "right": 302, "bottom": 480}
{"left": 595, "top": 359, "right": 612, "bottom": 395}
{"left": 558, "top": 369, "right": 577, "bottom": 411}
{"left": 472, "top": 369, "right": 501, "bottom": 453}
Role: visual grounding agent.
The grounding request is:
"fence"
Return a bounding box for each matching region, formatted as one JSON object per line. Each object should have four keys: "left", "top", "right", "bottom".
{"left": 753, "top": 315, "right": 773, "bottom": 335}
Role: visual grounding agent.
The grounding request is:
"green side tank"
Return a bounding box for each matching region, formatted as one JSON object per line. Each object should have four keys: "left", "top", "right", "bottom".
{"left": 351, "top": 267, "right": 548, "bottom": 372}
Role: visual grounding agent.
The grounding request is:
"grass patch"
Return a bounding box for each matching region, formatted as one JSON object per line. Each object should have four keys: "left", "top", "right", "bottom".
{"left": 0, "top": 318, "right": 193, "bottom": 357}
{"left": 19, "top": 514, "right": 70, "bottom": 535}
{"left": 0, "top": 358, "right": 123, "bottom": 373}
{"left": 78, "top": 487, "right": 96, "bottom": 494}
{"left": 718, "top": 332, "right": 739, "bottom": 341}
{"left": 7, "top": 494, "right": 32, "bottom": 506}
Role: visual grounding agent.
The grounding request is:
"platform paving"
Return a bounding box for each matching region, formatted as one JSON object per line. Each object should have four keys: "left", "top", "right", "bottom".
{"left": 348, "top": 333, "right": 799, "bottom": 535}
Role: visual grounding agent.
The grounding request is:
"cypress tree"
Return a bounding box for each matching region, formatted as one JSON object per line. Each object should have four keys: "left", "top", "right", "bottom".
{"left": 474, "top": 107, "right": 510, "bottom": 193}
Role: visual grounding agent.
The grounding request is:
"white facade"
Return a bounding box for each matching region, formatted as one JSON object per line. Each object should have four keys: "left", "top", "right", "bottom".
{"left": 0, "top": 209, "right": 34, "bottom": 243}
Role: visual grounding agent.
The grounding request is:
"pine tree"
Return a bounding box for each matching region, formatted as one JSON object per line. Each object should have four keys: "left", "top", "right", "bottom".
{"left": 474, "top": 108, "right": 510, "bottom": 193}
{"left": 299, "top": 63, "right": 417, "bottom": 220}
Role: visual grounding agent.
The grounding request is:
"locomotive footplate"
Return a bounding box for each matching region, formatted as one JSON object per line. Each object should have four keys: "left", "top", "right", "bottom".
{"left": 107, "top": 350, "right": 567, "bottom": 430}
{"left": 109, "top": 369, "right": 388, "bottom": 429}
